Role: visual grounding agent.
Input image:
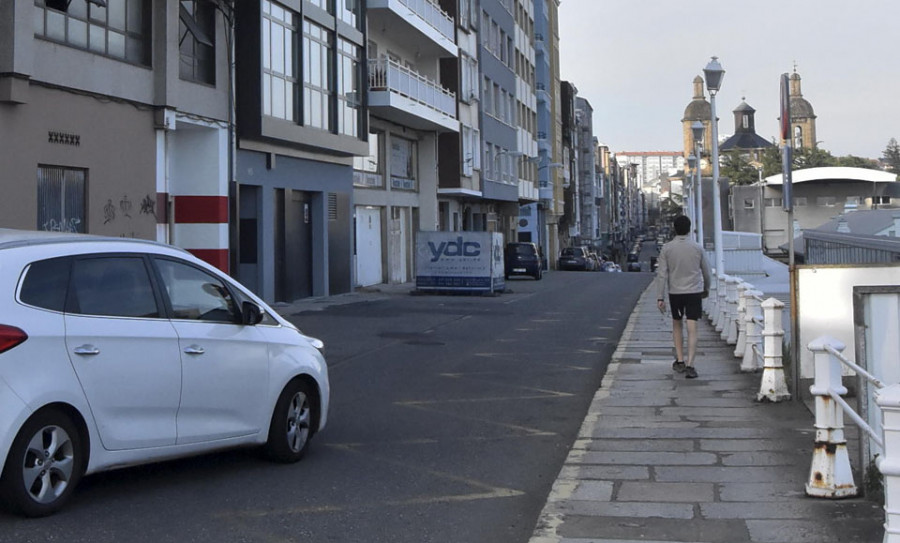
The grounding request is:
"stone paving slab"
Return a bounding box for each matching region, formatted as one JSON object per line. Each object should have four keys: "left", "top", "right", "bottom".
{"left": 529, "top": 285, "right": 885, "bottom": 543}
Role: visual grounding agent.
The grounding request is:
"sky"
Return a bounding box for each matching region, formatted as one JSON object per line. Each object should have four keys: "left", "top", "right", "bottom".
{"left": 557, "top": 0, "right": 900, "bottom": 159}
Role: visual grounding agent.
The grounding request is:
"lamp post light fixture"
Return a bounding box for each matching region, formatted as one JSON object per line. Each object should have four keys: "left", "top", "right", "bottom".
{"left": 691, "top": 120, "right": 705, "bottom": 247}
{"left": 703, "top": 56, "right": 725, "bottom": 277}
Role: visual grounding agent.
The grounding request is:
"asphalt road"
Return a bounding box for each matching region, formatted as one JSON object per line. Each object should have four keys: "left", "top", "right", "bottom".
{"left": 0, "top": 270, "right": 652, "bottom": 543}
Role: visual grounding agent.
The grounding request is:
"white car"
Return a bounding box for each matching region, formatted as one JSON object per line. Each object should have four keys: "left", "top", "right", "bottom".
{"left": 0, "top": 229, "right": 329, "bottom": 516}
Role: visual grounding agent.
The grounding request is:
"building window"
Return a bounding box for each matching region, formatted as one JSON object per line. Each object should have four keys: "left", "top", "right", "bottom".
{"left": 794, "top": 197, "right": 807, "bottom": 207}
{"left": 307, "top": 0, "right": 330, "bottom": 13}
{"left": 303, "top": 19, "right": 334, "bottom": 131}
{"left": 337, "top": 38, "right": 361, "bottom": 137}
{"left": 262, "top": 0, "right": 298, "bottom": 121}
{"left": 37, "top": 166, "right": 86, "bottom": 233}
{"left": 743, "top": 198, "right": 755, "bottom": 209}
{"left": 353, "top": 131, "right": 383, "bottom": 188}
{"left": 874, "top": 196, "right": 893, "bottom": 205}
{"left": 794, "top": 125, "right": 803, "bottom": 150}
{"left": 179, "top": 0, "right": 216, "bottom": 84}
{"left": 390, "top": 136, "right": 416, "bottom": 190}
{"left": 460, "top": 54, "right": 478, "bottom": 103}
{"left": 764, "top": 197, "right": 780, "bottom": 207}
{"left": 461, "top": 125, "right": 481, "bottom": 177}
{"left": 34, "top": 0, "right": 150, "bottom": 66}
{"left": 817, "top": 196, "right": 837, "bottom": 207}
{"left": 338, "top": 0, "right": 360, "bottom": 28}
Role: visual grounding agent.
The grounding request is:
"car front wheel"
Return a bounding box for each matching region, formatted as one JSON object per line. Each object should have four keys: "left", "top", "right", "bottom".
{"left": 265, "top": 380, "right": 315, "bottom": 463}
{"left": 0, "top": 409, "right": 85, "bottom": 517}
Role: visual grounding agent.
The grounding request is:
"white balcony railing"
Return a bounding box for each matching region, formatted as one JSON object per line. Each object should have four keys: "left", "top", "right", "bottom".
{"left": 368, "top": 58, "right": 456, "bottom": 118}
{"left": 396, "top": 0, "right": 454, "bottom": 43}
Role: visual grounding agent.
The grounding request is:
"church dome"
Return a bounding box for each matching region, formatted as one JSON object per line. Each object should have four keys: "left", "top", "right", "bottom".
{"left": 682, "top": 75, "right": 711, "bottom": 122}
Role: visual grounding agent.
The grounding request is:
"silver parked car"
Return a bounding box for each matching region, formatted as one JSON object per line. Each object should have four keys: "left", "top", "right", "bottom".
{"left": 0, "top": 229, "right": 329, "bottom": 516}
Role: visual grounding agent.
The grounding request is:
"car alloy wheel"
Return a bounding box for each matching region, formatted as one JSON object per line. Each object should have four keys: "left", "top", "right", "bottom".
{"left": 265, "top": 380, "right": 314, "bottom": 463}
{"left": 1, "top": 409, "right": 84, "bottom": 517}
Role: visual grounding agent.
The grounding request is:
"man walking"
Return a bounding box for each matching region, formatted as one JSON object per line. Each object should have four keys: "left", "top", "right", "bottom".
{"left": 656, "top": 215, "right": 710, "bottom": 378}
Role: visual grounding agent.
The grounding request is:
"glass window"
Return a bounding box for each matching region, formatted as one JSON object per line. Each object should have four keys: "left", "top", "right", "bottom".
{"left": 179, "top": 0, "right": 216, "bottom": 84}
{"left": 353, "top": 131, "right": 383, "bottom": 188}
{"left": 390, "top": 136, "right": 416, "bottom": 190}
{"left": 337, "top": 0, "right": 359, "bottom": 28}
{"left": 20, "top": 257, "right": 71, "bottom": 312}
{"left": 34, "top": 0, "right": 150, "bottom": 65}
{"left": 336, "top": 37, "right": 361, "bottom": 137}
{"left": 70, "top": 257, "right": 159, "bottom": 318}
{"left": 262, "top": 0, "right": 298, "bottom": 121}
{"left": 37, "top": 166, "right": 86, "bottom": 233}
{"left": 303, "top": 18, "right": 334, "bottom": 130}
{"left": 154, "top": 258, "right": 240, "bottom": 323}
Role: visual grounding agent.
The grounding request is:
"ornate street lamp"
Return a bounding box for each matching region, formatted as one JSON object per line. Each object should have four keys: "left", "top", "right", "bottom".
{"left": 703, "top": 56, "right": 725, "bottom": 277}
{"left": 691, "top": 120, "right": 705, "bottom": 247}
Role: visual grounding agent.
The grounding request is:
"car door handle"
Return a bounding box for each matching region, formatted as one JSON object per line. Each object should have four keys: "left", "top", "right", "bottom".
{"left": 73, "top": 345, "right": 100, "bottom": 356}
{"left": 183, "top": 345, "right": 205, "bottom": 355}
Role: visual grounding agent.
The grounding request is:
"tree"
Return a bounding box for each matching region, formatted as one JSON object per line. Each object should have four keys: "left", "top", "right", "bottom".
{"left": 835, "top": 155, "right": 881, "bottom": 169}
{"left": 793, "top": 146, "right": 836, "bottom": 169}
{"left": 759, "top": 146, "right": 783, "bottom": 178}
{"left": 720, "top": 150, "right": 760, "bottom": 185}
{"left": 883, "top": 138, "right": 900, "bottom": 173}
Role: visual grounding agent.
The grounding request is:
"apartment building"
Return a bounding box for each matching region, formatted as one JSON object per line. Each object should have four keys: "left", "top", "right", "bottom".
{"left": 1, "top": 0, "right": 233, "bottom": 270}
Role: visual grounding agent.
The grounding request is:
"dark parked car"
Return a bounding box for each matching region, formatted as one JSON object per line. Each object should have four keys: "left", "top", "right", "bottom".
{"left": 505, "top": 242, "right": 542, "bottom": 280}
{"left": 626, "top": 252, "right": 641, "bottom": 272}
{"left": 559, "top": 247, "right": 595, "bottom": 271}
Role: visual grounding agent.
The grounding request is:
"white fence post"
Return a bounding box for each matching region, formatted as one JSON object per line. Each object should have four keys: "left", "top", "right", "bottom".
{"left": 734, "top": 282, "right": 749, "bottom": 358}
{"left": 877, "top": 384, "right": 900, "bottom": 543}
{"left": 714, "top": 274, "right": 728, "bottom": 332}
{"left": 706, "top": 272, "right": 718, "bottom": 321}
{"left": 725, "top": 277, "right": 741, "bottom": 344}
{"left": 757, "top": 298, "right": 790, "bottom": 402}
{"left": 806, "top": 336, "right": 857, "bottom": 498}
{"left": 740, "top": 290, "right": 763, "bottom": 373}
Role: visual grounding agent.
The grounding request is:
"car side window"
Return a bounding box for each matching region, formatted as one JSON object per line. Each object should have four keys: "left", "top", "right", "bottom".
{"left": 20, "top": 257, "right": 71, "bottom": 312}
{"left": 69, "top": 257, "right": 160, "bottom": 318}
{"left": 154, "top": 258, "right": 240, "bottom": 323}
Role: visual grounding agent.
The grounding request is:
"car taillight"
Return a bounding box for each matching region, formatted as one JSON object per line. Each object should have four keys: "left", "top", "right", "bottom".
{"left": 0, "top": 325, "right": 28, "bottom": 354}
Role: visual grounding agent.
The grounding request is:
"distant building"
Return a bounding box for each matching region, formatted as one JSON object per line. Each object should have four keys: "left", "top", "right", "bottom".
{"left": 788, "top": 70, "right": 817, "bottom": 150}
{"left": 731, "top": 167, "right": 900, "bottom": 253}
{"left": 719, "top": 99, "right": 774, "bottom": 163}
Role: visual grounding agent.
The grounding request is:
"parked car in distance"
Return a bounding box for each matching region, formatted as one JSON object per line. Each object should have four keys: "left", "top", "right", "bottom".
{"left": 505, "top": 242, "right": 542, "bottom": 280}
{"left": 626, "top": 252, "right": 642, "bottom": 272}
{"left": 0, "top": 229, "right": 330, "bottom": 517}
{"left": 601, "top": 261, "right": 621, "bottom": 272}
{"left": 559, "top": 247, "right": 596, "bottom": 271}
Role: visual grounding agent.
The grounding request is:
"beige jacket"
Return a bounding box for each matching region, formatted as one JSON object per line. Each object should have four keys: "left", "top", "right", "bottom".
{"left": 655, "top": 235, "right": 711, "bottom": 299}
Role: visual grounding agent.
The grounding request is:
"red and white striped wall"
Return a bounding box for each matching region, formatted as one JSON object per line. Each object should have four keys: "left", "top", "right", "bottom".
{"left": 156, "top": 111, "right": 230, "bottom": 272}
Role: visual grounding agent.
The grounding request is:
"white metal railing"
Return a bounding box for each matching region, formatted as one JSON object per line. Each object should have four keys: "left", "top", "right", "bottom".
{"left": 396, "top": 0, "right": 454, "bottom": 42}
{"left": 368, "top": 58, "right": 456, "bottom": 118}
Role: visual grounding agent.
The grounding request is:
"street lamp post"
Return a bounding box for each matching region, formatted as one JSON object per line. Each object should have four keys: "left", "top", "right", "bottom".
{"left": 691, "top": 120, "right": 705, "bottom": 248}
{"left": 703, "top": 56, "right": 725, "bottom": 277}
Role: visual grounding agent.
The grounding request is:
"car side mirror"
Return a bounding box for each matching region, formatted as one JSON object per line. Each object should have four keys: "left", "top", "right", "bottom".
{"left": 241, "top": 301, "right": 263, "bottom": 325}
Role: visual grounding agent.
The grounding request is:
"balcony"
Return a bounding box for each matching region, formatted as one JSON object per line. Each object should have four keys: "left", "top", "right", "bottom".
{"left": 367, "top": 0, "right": 458, "bottom": 58}
{"left": 368, "top": 59, "right": 459, "bottom": 133}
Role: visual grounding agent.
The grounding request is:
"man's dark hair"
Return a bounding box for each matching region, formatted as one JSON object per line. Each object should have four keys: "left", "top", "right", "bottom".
{"left": 673, "top": 215, "right": 691, "bottom": 236}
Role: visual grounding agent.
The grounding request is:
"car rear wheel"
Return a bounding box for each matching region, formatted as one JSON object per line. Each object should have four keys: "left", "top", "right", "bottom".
{"left": 0, "top": 409, "right": 85, "bottom": 517}
{"left": 265, "top": 380, "right": 315, "bottom": 463}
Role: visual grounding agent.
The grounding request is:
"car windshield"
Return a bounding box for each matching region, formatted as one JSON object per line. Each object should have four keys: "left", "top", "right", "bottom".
{"left": 627, "top": 254, "right": 638, "bottom": 262}
{"left": 561, "top": 248, "right": 580, "bottom": 257}
{"left": 512, "top": 244, "right": 535, "bottom": 255}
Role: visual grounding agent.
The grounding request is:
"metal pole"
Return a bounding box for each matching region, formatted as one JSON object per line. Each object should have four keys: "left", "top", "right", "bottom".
{"left": 710, "top": 92, "right": 724, "bottom": 276}
{"left": 695, "top": 141, "right": 704, "bottom": 248}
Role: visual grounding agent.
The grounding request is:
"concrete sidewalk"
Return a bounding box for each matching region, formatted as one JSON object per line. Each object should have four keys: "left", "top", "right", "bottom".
{"left": 529, "top": 285, "right": 885, "bottom": 543}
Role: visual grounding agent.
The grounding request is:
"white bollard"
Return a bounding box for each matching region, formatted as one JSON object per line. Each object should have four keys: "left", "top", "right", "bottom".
{"left": 757, "top": 298, "right": 790, "bottom": 402}
{"left": 724, "top": 277, "right": 741, "bottom": 344}
{"left": 806, "top": 336, "right": 857, "bottom": 498}
{"left": 733, "top": 283, "right": 750, "bottom": 358}
{"left": 740, "top": 290, "right": 763, "bottom": 372}
{"left": 876, "top": 384, "right": 900, "bottom": 543}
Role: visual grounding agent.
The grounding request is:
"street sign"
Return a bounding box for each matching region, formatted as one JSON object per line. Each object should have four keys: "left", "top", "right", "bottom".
{"left": 780, "top": 73, "right": 793, "bottom": 212}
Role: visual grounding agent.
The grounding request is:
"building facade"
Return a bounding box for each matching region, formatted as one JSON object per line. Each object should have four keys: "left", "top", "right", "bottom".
{"left": 2, "top": 0, "right": 233, "bottom": 271}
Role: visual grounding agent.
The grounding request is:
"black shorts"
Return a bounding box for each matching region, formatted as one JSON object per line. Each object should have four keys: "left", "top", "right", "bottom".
{"left": 669, "top": 293, "right": 703, "bottom": 321}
